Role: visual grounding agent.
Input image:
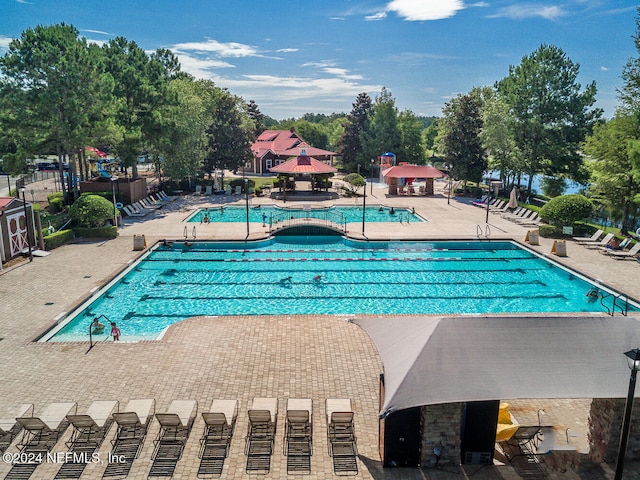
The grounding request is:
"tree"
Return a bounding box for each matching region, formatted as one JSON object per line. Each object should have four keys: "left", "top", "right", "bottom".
{"left": 398, "top": 110, "right": 425, "bottom": 165}
{"left": 0, "top": 23, "right": 112, "bottom": 198}
{"left": 497, "top": 44, "right": 601, "bottom": 195}
{"left": 361, "top": 87, "right": 401, "bottom": 168}
{"left": 246, "top": 100, "right": 266, "bottom": 137}
{"left": 342, "top": 173, "right": 366, "bottom": 195}
{"left": 204, "top": 91, "right": 254, "bottom": 175}
{"left": 68, "top": 194, "right": 115, "bottom": 227}
{"left": 620, "top": 7, "right": 640, "bottom": 113}
{"left": 337, "top": 92, "right": 372, "bottom": 171}
{"left": 540, "top": 194, "right": 593, "bottom": 226}
{"left": 583, "top": 114, "right": 640, "bottom": 233}
{"left": 440, "top": 93, "right": 487, "bottom": 190}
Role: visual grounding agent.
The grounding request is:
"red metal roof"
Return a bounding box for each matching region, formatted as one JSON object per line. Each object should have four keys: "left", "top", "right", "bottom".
{"left": 381, "top": 165, "right": 445, "bottom": 179}
{"left": 252, "top": 130, "right": 337, "bottom": 159}
{"left": 269, "top": 155, "right": 338, "bottom": 174}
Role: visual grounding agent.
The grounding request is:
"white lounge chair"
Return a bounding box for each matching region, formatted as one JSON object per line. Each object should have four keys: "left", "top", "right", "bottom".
{"left": 65, "top": 399, "right": 119, "bottom": 447}
{"left": 205, "top": 185, "right": 213, "bottom": 195}
{"left": 605, "top": 242, "right": 640, "bottom": 259}
{"left": 573, "top": 229, "right": 603, "bottom": 244}
{"left": 583, "top": 233, "right": 615, "bottom": 249}
{"left": 16, "top": 402, "right": 77, "bottom": 451}
{"left": 0, "top": 404, "right": 33, "bottom": 452}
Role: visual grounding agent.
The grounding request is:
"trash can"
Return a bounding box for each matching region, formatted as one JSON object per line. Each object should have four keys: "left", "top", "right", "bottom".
{"left": 133, "top": 234, "right": 147, "bottom": 251}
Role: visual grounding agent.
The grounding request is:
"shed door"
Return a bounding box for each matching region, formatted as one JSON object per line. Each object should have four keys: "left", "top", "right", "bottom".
{"left": 7, "top": 212, "right": 28, "bottom": 257}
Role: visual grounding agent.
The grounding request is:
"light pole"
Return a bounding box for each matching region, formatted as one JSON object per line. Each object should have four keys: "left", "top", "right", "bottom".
{"left": 19, "top": 187, "right": 33, "bottom": 262}
{"left": 615, "top": 348, "right": 640, "bottom": 480}
{"left": 447, "top": 165, "right": 452, "bottom": 205}
{"left": 362, "top": 180, "right": 366, "bottom": 236}
{"left": 370, "top": 158, "right": 374, "bottom": 195}
{"left": 244, "top": 178, "right": 249, "bottom": 238}
{"left": 111, "top": 176, "right": 118, "bottom": 230}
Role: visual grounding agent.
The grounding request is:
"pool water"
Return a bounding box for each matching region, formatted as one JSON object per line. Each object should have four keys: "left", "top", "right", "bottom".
{"left": 42, "top": 237, "right": 639, "bottom": 342}
{"left": 187, "top": 205, "right": 421, "bottom": 223}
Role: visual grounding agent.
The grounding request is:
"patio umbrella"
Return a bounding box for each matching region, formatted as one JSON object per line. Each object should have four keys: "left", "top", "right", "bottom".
{"left": 508, "top": 187, "right": 518, "bottom": 209}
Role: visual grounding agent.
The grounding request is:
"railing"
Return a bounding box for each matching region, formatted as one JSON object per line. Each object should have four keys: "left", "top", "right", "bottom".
{"left": 269, "top": 208, "right": 346, "bottom": 234}
{"left": 476, "top": 224, "right": 491, "bottom": 239}
{"left": 599, "top": 291, "right": 629, "bottom": 316}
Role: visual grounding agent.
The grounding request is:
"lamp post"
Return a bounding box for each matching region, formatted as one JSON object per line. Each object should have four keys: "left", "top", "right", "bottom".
{"left": 244, "top": 177, "right": 249, "bottom": 238}
{"left": 362, "top": 180, "right": 366, "bottom": 236}
{"left": 447, "top": 165, "right": 452, "bottom": 205}
{"left": 19, "top": 187, "right": 33, "bottom": 262}
{"left": 370, "top": 158, "right": 374, "bottom": 195}
{"left": 110, "top": 176, "right": 118, "bottom": 230}
{"left": 485, "top": 178, "right": 491, "bottom": 224}
{"left": 615, "top": 348, "right": 640, "bottom": 480}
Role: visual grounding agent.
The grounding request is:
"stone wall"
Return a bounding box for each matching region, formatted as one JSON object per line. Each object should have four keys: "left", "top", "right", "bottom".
{"left": 421, "top": 403, "right": 463, "bottom": 466}
{"left": 589, "top": 398, "right": 640, "bottom": 464}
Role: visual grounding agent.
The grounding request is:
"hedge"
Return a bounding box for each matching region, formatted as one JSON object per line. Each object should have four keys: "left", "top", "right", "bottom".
{"left": 73, "top": 226, "right": 118, "bottom": 239}
{"left": 43, "top": 229, "right": 74, "bottom": 250}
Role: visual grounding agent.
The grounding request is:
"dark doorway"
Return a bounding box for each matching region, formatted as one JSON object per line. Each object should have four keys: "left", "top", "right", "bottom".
{"left": 460, "top": 400, "right": 500, "bottom": 465}
{"left": 382, "top": 407, "right": 422, "bottom": 467}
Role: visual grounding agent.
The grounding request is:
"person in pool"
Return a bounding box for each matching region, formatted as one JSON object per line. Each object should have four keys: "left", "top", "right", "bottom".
{"left": 91, "top": 318, "right": 105, "bottom": 334}
{"left": 390, "top": 207, "right": 395, "bottom": 215}
{"left": 313, "top": 274, "right": 322, "bottom": 282}
{"left": 110, "top": 322, "right": 120, "bottom": 341}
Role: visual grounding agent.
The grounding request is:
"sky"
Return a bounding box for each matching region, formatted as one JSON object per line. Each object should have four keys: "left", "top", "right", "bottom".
{"left": 1, "top": 0, "right": 638, "bottom": 120}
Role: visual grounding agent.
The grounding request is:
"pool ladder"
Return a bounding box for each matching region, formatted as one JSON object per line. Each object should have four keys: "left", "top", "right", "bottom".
{"left": 476, "top": 224, "right": 491, "bottom": 239}
{"left": 184, "top": 225, "right": 197, "bottom": 240}
{"left": 599, "top": 291, "right": 629, "bottom": 316}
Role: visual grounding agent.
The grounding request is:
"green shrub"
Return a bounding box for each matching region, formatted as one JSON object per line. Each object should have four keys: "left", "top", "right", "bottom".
{"left": 68, "top": 194, "right": 114, "bottom": 227}
{"left": 43, "top": 229, "right": 74, "bottom": 249}
{"left": 48, "top": 192, "right": 65, "bottom": 213}
{"left": 540, "top": 194, "right": 593, "bottom": 226}
{"left": 73, "top": 226, "right": 117, "bottom": 239}
{"left": 229, "top": 178, "right": 255, "bottom": 192}
{"left": 254, "top": 186, "right": 263, "bottom": 197}
{"left": 538, "top": 225, "right": 564, "bottom": 238}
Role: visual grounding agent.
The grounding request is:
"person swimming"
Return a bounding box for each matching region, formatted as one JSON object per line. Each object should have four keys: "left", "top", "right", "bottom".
{"left": 280, "top": 276, "right": 292, "bottom": 283}
{"left": 313, "top": 274, "right": 322, "bottom": 282}
{"left": 91, "top": 318, "right": 105, "bottom": 334}
{"left": 390, "top": 207, "right": 396, "bottom": 215}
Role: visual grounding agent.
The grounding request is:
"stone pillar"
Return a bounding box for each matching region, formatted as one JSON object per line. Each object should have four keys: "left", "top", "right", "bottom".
{"left": 588, "top": 398, "right": 640, "bottom": 463}
{"left": 421, "top": 403, "right": 463, "bottom": 466}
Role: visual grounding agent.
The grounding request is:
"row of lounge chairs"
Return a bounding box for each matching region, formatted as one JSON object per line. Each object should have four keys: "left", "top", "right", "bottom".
{"left": 573, "top": 229, "right": 640, "bottom": 259}
{"left": 122, "top": 191, "right": 174, "bottom": 218}
{"left": 0, "top": 397, "right": 356, "bottom": 478}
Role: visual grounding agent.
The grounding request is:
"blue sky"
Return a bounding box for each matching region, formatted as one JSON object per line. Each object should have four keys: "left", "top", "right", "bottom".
{"left": 1, "top": 0, "right": 638, "bottom": 119}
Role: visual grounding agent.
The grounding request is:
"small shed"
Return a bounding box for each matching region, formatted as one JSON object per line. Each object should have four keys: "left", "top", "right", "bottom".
{"left": 0, "top": 196, "right": 35, "bottom": 263}
{"left": 381, "top": 165, "right": 445, "bottom": 195}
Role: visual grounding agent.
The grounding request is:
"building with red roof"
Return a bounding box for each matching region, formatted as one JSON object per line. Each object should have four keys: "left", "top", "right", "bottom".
{"left": 249, "top": 128, "right": 337, "bottom": 175}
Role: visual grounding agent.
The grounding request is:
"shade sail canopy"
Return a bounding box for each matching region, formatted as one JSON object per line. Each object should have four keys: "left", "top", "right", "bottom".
{"left": 381, "top": 165, "right": 444, "bottom": 179}
{"left": 353, "top": 315, "right": 640, "bottom": 418}
{"left": 269, "top": 155, "right": 337, "bottom": 174}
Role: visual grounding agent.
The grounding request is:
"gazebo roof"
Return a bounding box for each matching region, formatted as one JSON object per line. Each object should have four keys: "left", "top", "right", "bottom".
{"left": 381, "top": 165, "right": 445, "bottom": 179}
{"left": 269, "top": 155, "right": 338, "bottom": 175}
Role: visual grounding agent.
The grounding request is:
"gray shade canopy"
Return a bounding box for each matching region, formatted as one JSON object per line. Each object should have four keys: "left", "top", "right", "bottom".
{"left": 353, "top": 315, "right": 640, "bottom": 418}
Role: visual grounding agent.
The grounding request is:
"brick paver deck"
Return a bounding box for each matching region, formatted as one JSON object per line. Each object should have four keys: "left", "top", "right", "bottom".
{"left": 1, "top": 180, "right": 639, "bottom": 479}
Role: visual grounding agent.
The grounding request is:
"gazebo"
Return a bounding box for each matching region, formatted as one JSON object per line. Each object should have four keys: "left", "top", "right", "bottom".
{"left": 381, "top": 165, "right": 445, "bottom": 195}
{"left": 269, "top": 150, "right": 337, "bottom": 196}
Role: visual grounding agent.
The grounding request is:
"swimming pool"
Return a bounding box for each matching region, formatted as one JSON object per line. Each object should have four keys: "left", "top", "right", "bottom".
{"left": 41, "top": 237, "right": 639, "bottom": 342}
{"left": 186, "top": 205, "right": 422, "bottom": 224}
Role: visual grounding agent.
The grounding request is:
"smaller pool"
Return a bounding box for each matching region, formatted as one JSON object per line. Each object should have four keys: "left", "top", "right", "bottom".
{"left": 186, "top": 205, "right": 423, "bottom": 224}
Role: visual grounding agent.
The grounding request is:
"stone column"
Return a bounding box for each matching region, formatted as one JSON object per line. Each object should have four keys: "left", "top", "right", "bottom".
{"left": 589, "top": 398, "right": 640, "bottom": 463}
{"left": 421, "top": 403, "right": 463, "bottom": 466}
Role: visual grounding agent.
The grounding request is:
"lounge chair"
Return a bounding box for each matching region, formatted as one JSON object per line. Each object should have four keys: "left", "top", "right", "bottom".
{"left": 583, "top": 233, "right": 615, "bottom": 249}
{"left": 516, "top": 211, "right": 541, "bottom": 226}
{"left": 122, "top": 205, "right": 146, "bottom": 217}
{"left": 140, "top": 197, "right": 161, "bottom": 209}
{"left": 149, "top": 400, "right": 198, "bottom": 477}
{"left": 54, "top": 401, "right": 119, "bottom": 480}
{"left": 103, "top": 398, "right": 155, "bottom": 478}
{"left": 605, "top": 242, "right": 640, "bottom": 259}
{"left": 0, "top": 404, "right": 33, "bottom": 453}
{"left": 326, "top": 399, "right": 358, "bottom": 474}
{"left": 16, "top": 402, "right": 77, "bottom": 451}
{"left": 245, "top": 397, "right": 278, "bottom": 473}
{"left": 471, "top": 195, "right": 488, "bottom": 207}
{"left": 573, "top": 229, "right": 604, "bottom": 244}
{"left": 132, "top": 201, "right": 154, "bottom": 214}
{"left": 284, "top": 399, "right": 313, "bottom": 473}
{"left": 198, "top": 399, "right": 238, "bottom": 476}
{"left": 205, "top": 185, "right": 213, "bottom": 195}
{"left": 193, "top": 185, "right": 202, "bottom": 195}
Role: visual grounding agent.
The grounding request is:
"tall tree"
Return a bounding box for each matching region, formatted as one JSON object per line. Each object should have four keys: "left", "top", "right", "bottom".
{"left": 0, "top": 23, "right": 112, "bottom": 199}
{"left": 397, "top": 109, "right": 425, "bottom": 165}
{"left": 336, "top": 92, "right": 372, "bottom": 171}
{"left": 497, "top": 44, "right": 601, "bottom": 195}
{"left": 204, "top": 91, "right": 254, "bottom": 175}
{"left": 620, "top": 7, "right": 640, "bottom": 114}
{"left": 103, "top": 37, "right": 179, "bottom": 179}
{"left": 361, "top": 87, "right": 401, "bottom": 168}
{"left": 246, "top": 99, "right": 266, "bottom": 138}
{"left": 440, "top": 93, "right": 487, "bottom": 190}
{"left": 584, "top": 114, "right": 640, "bottom": 233}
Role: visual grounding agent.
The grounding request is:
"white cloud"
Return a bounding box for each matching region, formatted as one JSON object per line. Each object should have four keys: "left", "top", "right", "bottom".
{"left": 275, "top": 48, "right": 298, "bottom": 53}
{"left": 81, "top": 29, "right": 111, "bottom": 36}
{"left": 175, "top": 52, "right": 236, "bottom": 78}
{"left": 600, "top": 66, "right": 608, "bottom": 71}
{"left": 365, "top": 11, "right": 388, "bottom": 21}
{"left": 488, "top": 4, "right": 566, "bottom": 20}
{"left": 375, "top": 0, "right": 465, "bottom": 21}
{"left": 172, "top": 39, "right": 261, "bottom": 58}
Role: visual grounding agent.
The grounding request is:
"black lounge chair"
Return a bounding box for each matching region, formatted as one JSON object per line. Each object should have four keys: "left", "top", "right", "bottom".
{"left": 198, "top": 399, "right": 238, "bottom": 476}
{"left": 284, "top": 399, "right": 313, "bottom": 474}
{"left": 103, "top": 398, "right": 155, "bottom": 478}
{"left": 326, "top": 399, "right": 358, "bottom": 475}
{"left": 245, "top": 398, "right": 278, "bottom": 474}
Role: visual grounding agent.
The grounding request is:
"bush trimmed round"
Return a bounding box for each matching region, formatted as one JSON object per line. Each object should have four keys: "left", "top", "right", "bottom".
{"left": 540, "top": 194, "right": 593, "bottom": 226}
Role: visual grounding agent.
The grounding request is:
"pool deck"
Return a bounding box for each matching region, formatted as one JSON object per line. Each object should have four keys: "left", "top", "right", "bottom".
{"left": 0, "top": 181, "right": 639, "bottom": 479}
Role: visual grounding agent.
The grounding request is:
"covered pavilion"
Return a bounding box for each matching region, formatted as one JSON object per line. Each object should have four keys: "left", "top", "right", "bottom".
{"left": 381, "top": 165, "right": 445, "bottom": 195}
{"left": 269, "top": 150, "right": 338, "bottom": 198}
